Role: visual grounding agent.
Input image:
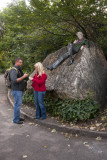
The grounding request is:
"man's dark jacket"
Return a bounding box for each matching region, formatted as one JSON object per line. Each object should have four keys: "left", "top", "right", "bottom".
{"left": 10, "top": 65, "right": 25, "bottom": 91}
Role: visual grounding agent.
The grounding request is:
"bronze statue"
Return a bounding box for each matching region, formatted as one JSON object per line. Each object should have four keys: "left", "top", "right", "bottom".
{"left": 47, "top": 32, "right": 89, "bottom": 70}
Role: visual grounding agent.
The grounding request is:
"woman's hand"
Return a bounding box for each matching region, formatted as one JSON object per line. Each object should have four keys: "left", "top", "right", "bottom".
{"left": 73, "top": 40, "right": 78, "bottom": 43}
{"left": 29, "top": 77, "right": 33, "bottom": 80}
{"left": 80, "top": 46, "right": 84, "bottom": 50}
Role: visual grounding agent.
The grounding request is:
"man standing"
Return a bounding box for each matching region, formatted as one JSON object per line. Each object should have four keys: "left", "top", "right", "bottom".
{"left": 10, "top": 58, "right": 28, "bottom": 124}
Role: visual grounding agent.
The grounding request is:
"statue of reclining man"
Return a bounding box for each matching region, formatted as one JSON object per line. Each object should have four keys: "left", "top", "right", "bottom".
{"left": 47, "top": 32, "right": 89, "bottom": 70}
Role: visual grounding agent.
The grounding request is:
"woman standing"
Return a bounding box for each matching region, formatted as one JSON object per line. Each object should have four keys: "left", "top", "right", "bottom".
{"left": 29, "top": 62, "right": 47, "bottom": 119}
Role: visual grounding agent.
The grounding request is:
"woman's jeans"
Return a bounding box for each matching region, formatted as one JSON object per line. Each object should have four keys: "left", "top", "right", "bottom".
{"left": 34, "top": 91, "right": 46, "bottom": 119}
{"left": 11, "top": 91, "right": 23, "bottom": 122}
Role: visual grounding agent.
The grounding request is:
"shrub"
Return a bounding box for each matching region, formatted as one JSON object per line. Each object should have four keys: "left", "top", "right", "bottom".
{"left": 23, "top": 90, "right": 99, "bottom": 122}
{"left": 44, "top": 97, "right": 99, "bottom": 122}
{"left": 23, "top": 90, "right": 34, "bottom": 104}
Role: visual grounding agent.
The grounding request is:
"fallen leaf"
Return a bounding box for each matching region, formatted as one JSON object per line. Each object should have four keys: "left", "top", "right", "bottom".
{"left": 51, "top": 129, "right": 56, "bottom": 133}
{"left": 83, "top": 142, "right": 88, "bottom": 145}
{"left": 100, "top": 128, "right": 105, "bottom": 131}
{"left": 85, "top": 144, "right": 90, "bottom": 147}
{"left": 90, "top": 126, "right": 96, "bottom": 130}
{"left": 103, "top": 123, "right": 107, "bottom": 127}
{"left": 26, "top": 135, "right": 30, "bottom": 137}
{"left": 65, "top": 133, "right": 68, "bottom": 136}
{"left": 19, "top": 124, "right": 24, "bottom": 128}
{"left": 22, "top": 155, "right": 28, "bottom": 158}
{"left": 43, "top": 145, "right": 47, "bottom": 148}
{"left": 8, "top": 109, "right": 12, "bottom": 111}
{"left": 73, "top": 126, "right": 79, "bottom": 129}
{"left": 11, "top": 133, "right": 15, "bottom": 136}
{"left": 28, "top": 122, "right": 34, "bottom": 125}
{"left": 101, "top": 116, "right": 106, "bottom": 121}
{"left": 0, "top": 100, "right": 4, "bottom": 104}
{"left": 96, "top": 136, "right": 102, "bottom": 141}
{"left": 95, "top": 123, "right": 102, "bottom": 127}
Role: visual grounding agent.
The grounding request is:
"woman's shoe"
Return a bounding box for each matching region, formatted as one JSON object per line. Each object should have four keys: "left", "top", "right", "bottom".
{"left": 13, "top": 121, "right": 23, "bottom": 124}
{"left": 34, "top": 117, "right": 40, "bottom": 119}
{"left": 20, "top": 118, "right": 25, "bottom": 121}
{"left": 40, "top": 117, "right": 46, "bottom": 120}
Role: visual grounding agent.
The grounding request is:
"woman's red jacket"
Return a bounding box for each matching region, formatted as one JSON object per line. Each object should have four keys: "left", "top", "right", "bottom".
{"left": 31, "top": 73, "right": 47, "bottom": 91}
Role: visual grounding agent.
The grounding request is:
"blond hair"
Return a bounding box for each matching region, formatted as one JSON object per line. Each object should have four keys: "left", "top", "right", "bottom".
{"left": 34, "top": 62, "right": 45, "bottom": 76}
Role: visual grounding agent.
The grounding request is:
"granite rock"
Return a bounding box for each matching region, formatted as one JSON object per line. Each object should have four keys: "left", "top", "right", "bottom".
{"left": 27, "top": 42, "right": 107, "bottom": 105}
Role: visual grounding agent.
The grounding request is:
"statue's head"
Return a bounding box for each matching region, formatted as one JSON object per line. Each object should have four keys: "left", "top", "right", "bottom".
{"left": 76, "top": 32, "right": 84, "bottom": 39}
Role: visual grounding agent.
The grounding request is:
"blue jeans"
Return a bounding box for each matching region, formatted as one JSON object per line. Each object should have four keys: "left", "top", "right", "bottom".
{"left": 11, "top": 91, "right": 23, "bottom": 122}
{"left": 34, "top": 91, "right": 46, "bottom": 119}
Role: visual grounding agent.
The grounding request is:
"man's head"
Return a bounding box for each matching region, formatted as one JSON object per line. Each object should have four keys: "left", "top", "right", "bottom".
{"left": 76, "top": 32, "right": 84, "bottom": 39}
{"left": 15, "top": 58, "right": 23, "bottom": 67}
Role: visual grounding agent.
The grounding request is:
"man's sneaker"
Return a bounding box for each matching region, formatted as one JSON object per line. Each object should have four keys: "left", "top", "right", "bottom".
{"left": 14, "top": 121, "right": 23, "bottom": 124}
{"left": 20, "top": 118, "right": 25, "bottom": 121}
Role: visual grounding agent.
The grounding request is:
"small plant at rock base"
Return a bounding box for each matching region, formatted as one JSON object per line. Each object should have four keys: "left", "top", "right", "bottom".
{"left": 23, "top": 90, "right": 34, "bottom": 104}
{"left": 44, "top": 97, "right": 100, "bottom": 122}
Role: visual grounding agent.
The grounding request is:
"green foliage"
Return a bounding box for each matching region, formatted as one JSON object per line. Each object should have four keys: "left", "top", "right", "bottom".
{"left": 0, "top": 0, "right": 66, "bottom": 73}
{"left": 30, "top": 0, "right": 107, "bottom": 41}
{"left": 0, "top": 0, "right": 106, "bottom": 73}
{"left": 23, "top": 90, "right": 34, "bottom": 104}
{"left": 44, "top": 97, "right": 99, "bottom": 122}
{"left": 23, "top": 90, "right": 99, "bottom": 122}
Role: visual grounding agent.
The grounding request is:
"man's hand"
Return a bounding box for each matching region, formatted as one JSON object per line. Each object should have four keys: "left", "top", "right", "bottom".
{"left": 17, "top": 73, "right": 29, "bottom": 82}
{"left": 29, "top": 77, "right": 33, "bottom": 81}
{"left": 23, "top": 73, "right": 29, "bottom": 78}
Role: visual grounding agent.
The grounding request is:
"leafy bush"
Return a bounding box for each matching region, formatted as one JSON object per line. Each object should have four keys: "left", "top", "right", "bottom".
{"left": 23, "top": 90, "right": 99, "bottom": 122}
{"left": 45, "top": 97, "right": 100, "bottom": 122}
{"left": 23, "top": 90, "right": 34, "bottom": 104}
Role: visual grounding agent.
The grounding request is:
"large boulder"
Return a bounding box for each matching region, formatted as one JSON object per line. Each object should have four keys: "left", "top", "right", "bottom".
{"left": 27, "top": 42, "right": 107, "bottom": 105}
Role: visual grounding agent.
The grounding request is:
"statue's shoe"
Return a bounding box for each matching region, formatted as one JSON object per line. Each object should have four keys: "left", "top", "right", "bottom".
{"left": 67, "top": 59, "right": 74, "bottom": 65}
{"left": 46, "top": 66, "right": 53, "bottom": 70}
